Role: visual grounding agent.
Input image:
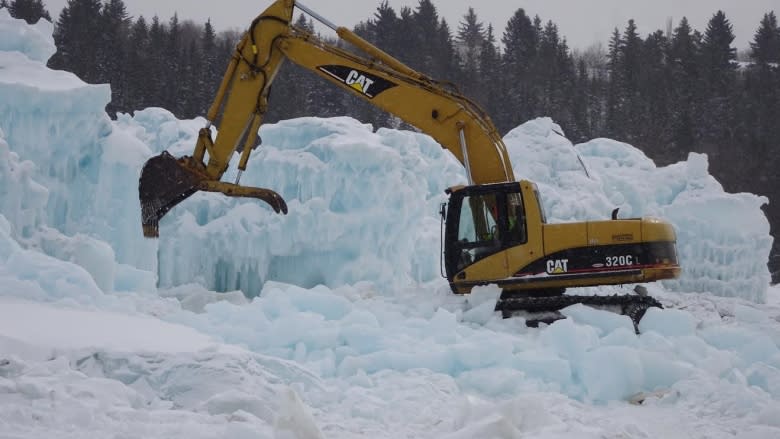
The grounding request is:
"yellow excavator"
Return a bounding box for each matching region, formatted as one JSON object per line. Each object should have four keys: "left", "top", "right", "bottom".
{"left": 138, "top": 0, "right": 681, "bottom": 329}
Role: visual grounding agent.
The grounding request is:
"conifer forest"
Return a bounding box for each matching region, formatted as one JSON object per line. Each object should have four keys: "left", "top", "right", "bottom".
{"left": 3, "top": 0, "right": 780, "bottom": 281}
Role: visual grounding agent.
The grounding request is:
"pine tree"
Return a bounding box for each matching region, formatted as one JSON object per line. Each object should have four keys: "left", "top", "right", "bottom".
{"left": 146, "top": 16, "right": 168, "bottom": 108}
{"left": 198, "top": 19, "right": 221, "bottom": 116}
{"left": 394, "top": 6, "right": 417, "bottom": 67}
{"left": 162, "top": 14, "right": 183, "bottom": 112}
{"left": 477, "top": 24, "right": 501, "bottom": 120}
{"left": 605, "top": 27, "right": 623, "bottom": 137}
{"left": 668, "top": 17, "right": 699, "bottom": 154}
{"left": 536, "top": 20, "right": 560, "bottom": 116}
{"left": 434, "top": 18, "right": 460, "bottom": 83}
{"left": 48, "top": 0, "right": 104, "bottom": 84}
{"left": 126, "top": 15, "right": 150, "bottom": 110}
{"left": 98, "top": 0, "right": 130, "bottom": 115}
{"left": 367, "top": 1, "right": 398, "bottom": 53}
{"left": 697, "top": 10, "right": 737, "bottom": 167}
{"left": 618, "top": 19, "right": 643, "bottom": 143}
{"left": 411, "top": 0, "right": 442, "bottom": 76}
{"left": 8, "top": 0, "right": 51, "bottom": 24}
{"left": 572, "top": 58, "right": 591, "bottom": 140}
{"left": 750, "top": 12, "right": 780, "bottom": 64}
{"left": 500, "top": 8, "right": 537, "bottom": 130}
{"left": 457, "top": 7, "right": 485, "bottom": 71}
{"left": 640, "top": 30, "right": 673, "bottom": 159}
{"left": 700, "top": 11, "right": 737, "bottom": 96}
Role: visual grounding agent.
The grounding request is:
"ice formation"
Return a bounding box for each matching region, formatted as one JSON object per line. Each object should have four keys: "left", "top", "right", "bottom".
{"left": 1, "top": 8, "right": 772, "bottom": 302}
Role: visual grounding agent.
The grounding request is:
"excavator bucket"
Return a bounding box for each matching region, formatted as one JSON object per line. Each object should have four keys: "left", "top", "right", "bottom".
{"left": 138, "top": 151, "right": 288, "bottom": 238}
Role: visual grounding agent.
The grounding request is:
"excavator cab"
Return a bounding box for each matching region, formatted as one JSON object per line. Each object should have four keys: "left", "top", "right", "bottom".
{"left": 443, "top": 182, "right": 526, "bottom": 280}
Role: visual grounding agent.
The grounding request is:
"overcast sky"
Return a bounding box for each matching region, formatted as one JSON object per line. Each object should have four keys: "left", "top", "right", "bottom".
{"left": 44, "top": 0, "right": 777, "bottom": 51}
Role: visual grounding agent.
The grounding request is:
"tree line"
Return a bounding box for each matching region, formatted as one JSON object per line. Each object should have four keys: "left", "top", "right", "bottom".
{"left": 3, "top": 0, "right": 780, "bottom": 282}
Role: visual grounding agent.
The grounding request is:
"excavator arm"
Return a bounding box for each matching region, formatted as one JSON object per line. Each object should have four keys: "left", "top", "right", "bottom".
{"left": 139, "top": 0, "right": 513, "bottom": 237}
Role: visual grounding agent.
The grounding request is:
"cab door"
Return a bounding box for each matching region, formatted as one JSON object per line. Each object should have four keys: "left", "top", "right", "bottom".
{"left": 503, "top": 181, "right": 545, "bottom": 280}
{"left": 444, "top": 183, "right": 516, "bottom": 290}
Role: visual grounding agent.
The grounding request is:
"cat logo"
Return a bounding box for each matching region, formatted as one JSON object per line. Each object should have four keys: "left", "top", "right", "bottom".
{"left": 546, "top": 259, "right": 569, "bottom": 274}
{"left": 317, "top": 65, "right": 397, "bottom": 99}
{"left": 345, "top": 70, "right": 374, "bottom": 96}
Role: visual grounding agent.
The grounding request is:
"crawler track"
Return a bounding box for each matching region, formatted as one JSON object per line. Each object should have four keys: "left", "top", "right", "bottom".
{"left": 496, "top": 293, "right": 663, "bottom": 333}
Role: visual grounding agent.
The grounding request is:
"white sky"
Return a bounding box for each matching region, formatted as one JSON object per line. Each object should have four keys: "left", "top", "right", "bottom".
{"left": 43, "top": 0, "right": 777, "bottom": 51}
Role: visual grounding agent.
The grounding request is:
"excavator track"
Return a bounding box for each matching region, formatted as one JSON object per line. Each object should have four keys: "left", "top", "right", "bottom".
{"left": 496, "top": 293, "right": 662, "bottom": 333}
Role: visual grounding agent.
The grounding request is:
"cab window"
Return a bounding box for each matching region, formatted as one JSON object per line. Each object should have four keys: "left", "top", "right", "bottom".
{"left": 455, "top": 193, "right": 500, "bottom": 271}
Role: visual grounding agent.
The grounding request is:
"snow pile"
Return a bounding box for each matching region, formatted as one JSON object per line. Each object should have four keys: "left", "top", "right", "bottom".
{"left": 163, "top": 281, "right": 780, "bottom": 405}
{"left": 0, "top": 300, "right": 325, "bottom": 439}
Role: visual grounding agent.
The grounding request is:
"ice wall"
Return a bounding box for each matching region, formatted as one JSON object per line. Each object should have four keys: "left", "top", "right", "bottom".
{"left": 505, "top": 119, "right": 772, "bottom": 301}
{"left": 146, "top": 116, "right": 465, "bottom": 294}
{"left": 0, "top": 11, "right": 157, "bottom": 275}
{"left": 116, "top": 111, "right": 772, "bottom": 301}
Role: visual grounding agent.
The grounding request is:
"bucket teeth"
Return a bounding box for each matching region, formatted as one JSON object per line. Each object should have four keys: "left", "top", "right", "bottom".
{"left": 139, "top": 152, "right": 200, "bottom": 238}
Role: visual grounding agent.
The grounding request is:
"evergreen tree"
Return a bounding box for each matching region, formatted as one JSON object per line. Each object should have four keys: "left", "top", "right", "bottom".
{"left": 161, "top": 13, "right": 183, "bottom": 112}
{"left": 618, "top": 19, "right": 643, "bottom": 142}
{"left": 605, "top": 27, "right": 623, "bottom": 137}
{"left": 145, "top": 16, "right": 168, "bottom": 108}
{"left": 456, "top": 7, "right": 485, "bottom": 71}
{"left": 750, "top": 11, "right": 780, "bottom": 64}
{"left": 537, "top": 20, "right": 560, "bottom": 116}
{"left": 178, "top": 37, "right": 201, "bottom": 118}
{"left": 477, "top": 24, "right": 501, "bottom": 118}
{"left": 411, "top": 0, "right": 442, "bottom": 76}
{"left": 640, "top": 30, "right": 673, "bottom": 159}
{"left": 499, "top": 8, "right": 537, "bottom": 131}
{"left": 48, "top": 0, "right": 103, "bottom": 84}
{"left": 700, "top": 11, "right": 737, "bottom": 96}
{"left": 434, "top": 18, "right": 460, "bottom": 83}
{"left": 366, "top": 1, "right": 399, "bottom": 53}
{"left": 198, "top": 19, "right": 221, "bottom": 116}
{"left": 392, "top": 7, "right": 417, "bottom": 67}
{"left": 572, "top": 58, "right": 591, "bottom": 140}
{"left": 98, "top": 0, "right": 130, "bottom": 115}
{"left": 8, "top": 0, "right": 51, "bottom": 24}
{"left": 668, "top": 17, "right": 699, "bottom": 155}
{"left": 126, "top": 15, "right": 150, "bottom": 110}
{"left": 697, "top": 10, "right": 737, "bottom": 167}
{"left": 0, "top": 1, "right": 8, "bottom": 9}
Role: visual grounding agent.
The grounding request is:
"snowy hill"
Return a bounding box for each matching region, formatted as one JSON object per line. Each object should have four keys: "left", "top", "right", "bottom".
{"left": 1, "top": 10, "right": 780, "bottom": 438}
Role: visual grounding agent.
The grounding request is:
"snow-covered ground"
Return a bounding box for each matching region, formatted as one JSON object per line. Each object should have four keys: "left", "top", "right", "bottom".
{"left": 1, "top": 10, "right": 779, "bottom": 438}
